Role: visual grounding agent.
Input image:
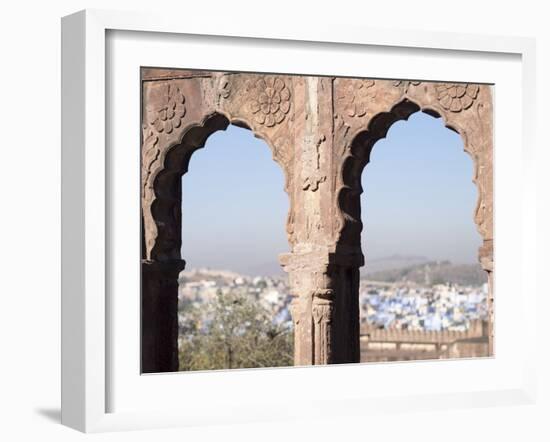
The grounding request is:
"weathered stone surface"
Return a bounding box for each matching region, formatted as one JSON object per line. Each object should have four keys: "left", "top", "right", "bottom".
{"left": 141, "top": 69, "right": 494, "bottom": 372}
{"left": 141, "top": 260, "right": 185, "bottom": 373}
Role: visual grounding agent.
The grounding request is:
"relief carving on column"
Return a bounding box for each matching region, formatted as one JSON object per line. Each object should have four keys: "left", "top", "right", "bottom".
{"left": 282, "top": 248, "right": 363, "bottom": 366}
{"left": 302, "top": 134, "right": 327, "bottom": 192}
{"left": 312, "top": 289, "right": 334, "bottom": 365}
{"left": 287, "top": 296, "right": 303, "bottom": 364}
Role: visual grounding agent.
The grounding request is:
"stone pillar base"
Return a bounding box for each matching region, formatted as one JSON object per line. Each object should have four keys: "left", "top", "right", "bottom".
{"left": 479, "top": 239, "right": 494, "bottom": 356}
{"left": 141, "top": 259, "right": 186, "bottom": 373}
{"left": 280, "top": 250, "right": 363, "bottom": 366}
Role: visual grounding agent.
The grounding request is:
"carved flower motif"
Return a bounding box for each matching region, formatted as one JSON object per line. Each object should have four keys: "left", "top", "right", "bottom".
{"left": 436, "top": 83, "right": 479, "bottom": 112}
{"left": 218, "top": 75, "right": 231, "bottom": 99}
{"left": 340, "top": 80, "right": 376, "bottom": 117}
{"left": 141, "top": 126, "right": 160, "bottom": 191}
{"left": 393, "top": 80, "right": 421, "bottom": 93}
{"left": 248, "top": 77, "right": 291, "bottom": 127}
{"left": 147, "top": 84, "right": 186, "bottom": 134}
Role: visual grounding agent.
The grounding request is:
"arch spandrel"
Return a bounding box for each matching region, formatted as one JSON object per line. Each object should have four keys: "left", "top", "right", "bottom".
{"left": 332, "top": 79, "right": 493, "bottom": 262}
{"left": 215, "top": 72, "right": 298, "bottom": 243}
{"left": 403, "top": 82, "right": 494, "bottom": 248}
{"left": 141, "top": 71, "right": 298, "bottom": 261}
{"left": 141, "top": 75, "right": 218, "bottom": 261}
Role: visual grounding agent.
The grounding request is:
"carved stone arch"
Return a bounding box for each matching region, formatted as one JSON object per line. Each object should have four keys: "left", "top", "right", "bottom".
{"left": 417, "top": 102, "right": 491, "bottom": 247}
{"left": 141, "top": 72, "right": 297, "bottom": 263}
{"left": 141, "top": 70, "right": 298, "bottom": 372}
{"left": 213, "top": 72, "right": 297, "bottom": 243}
{"left": 143, "top": 112, "right": 227, "bottom": 262}
{"left": 333, "top": 80, "right": 494, "bottom": 359}
{"left": 143, "top": 110, "right": 294, "bottom": 263}
{"left": 336, "top": 98, "right": 421, "bottom": 248}
{"left": 392, "top": 81, "right": 493, "bottom": 252}
{"left": 336, "top": 91, "right": 493, "bottom": 253}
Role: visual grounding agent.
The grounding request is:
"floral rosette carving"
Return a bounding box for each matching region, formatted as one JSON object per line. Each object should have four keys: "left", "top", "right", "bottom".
{"left": 435, "top": 83, "right": 479, "bottom": 112}
{"left": 247, "top": 77, "right": 291, "bottom": 127}
{"left": 339, "top": 79, "right": 376, "bottom": 117}
{"left": 217, "top": 75, "right": 232, "bottom": 99}
{"left": 393, "top": 80, "right": 421, "bottom": 94}
{"left": 141, "top": 83, "right": 187, "bottom": 196}
{"left": 145, "top": 83, "right": 187, "bottom": 134}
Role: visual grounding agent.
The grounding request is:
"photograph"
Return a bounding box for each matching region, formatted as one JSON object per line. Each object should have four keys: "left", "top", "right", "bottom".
{"left": 140, "top": 69, "right": 494, "bottom": 373}
{"left": 0, "top": 0, "right": 545, "bottom": 439}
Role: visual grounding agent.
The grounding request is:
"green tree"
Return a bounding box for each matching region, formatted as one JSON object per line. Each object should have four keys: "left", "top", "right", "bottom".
{"left": 178, "top": 290, "right": 293, "bottom": 371}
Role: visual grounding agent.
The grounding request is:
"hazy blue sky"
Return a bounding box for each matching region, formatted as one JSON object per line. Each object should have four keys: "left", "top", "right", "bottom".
{"left": 180, "top": 112, "right": 480, "bottom": 275}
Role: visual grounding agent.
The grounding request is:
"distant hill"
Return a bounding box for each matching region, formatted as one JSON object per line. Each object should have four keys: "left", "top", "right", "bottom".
{"left": 180, "top": 256, "right": 487, "bottom": 286}
{"left": 245, "top": 260, "right": 286, "bottom": 277}
{"left": 363, "top": 254, "right": 430, "bottom": 274}
{"left": 362, "top": 260, "right": 487, "bottom": 286}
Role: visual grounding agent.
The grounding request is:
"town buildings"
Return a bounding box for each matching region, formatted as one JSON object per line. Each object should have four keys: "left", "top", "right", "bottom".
{"left": 178, "top": 269, "right": 489, "bottom": 363}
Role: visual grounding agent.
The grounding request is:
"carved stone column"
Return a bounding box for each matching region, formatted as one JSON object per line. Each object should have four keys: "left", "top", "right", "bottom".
{"left": 277, "top": 74, "right": 366, "bottom": 366}
{"left": 141, "top": 259, "right": 186, "bottom": 373}
{"left": 479, "top": 239, "right": 494, "bottom": 354}
{"left": 280, "top": 250, "right": 363, "bottom": 365}
{"left": 312, "top": 292, "right": 333, "bottom": 364}
{"left": 140, "top": 72, "right": 224, "bottom": 372}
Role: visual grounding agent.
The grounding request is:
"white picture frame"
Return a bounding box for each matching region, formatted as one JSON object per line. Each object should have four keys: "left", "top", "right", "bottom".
{"left": 61, "top": 9, "right": 538, "bottom": 433}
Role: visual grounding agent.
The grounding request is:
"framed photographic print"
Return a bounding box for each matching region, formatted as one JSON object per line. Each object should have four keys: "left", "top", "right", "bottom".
{"left": 61, "top": 9, "right": 537, "bottom": 433}
{"left": 140, "top": 67, "right": 494, "bottom": 374}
